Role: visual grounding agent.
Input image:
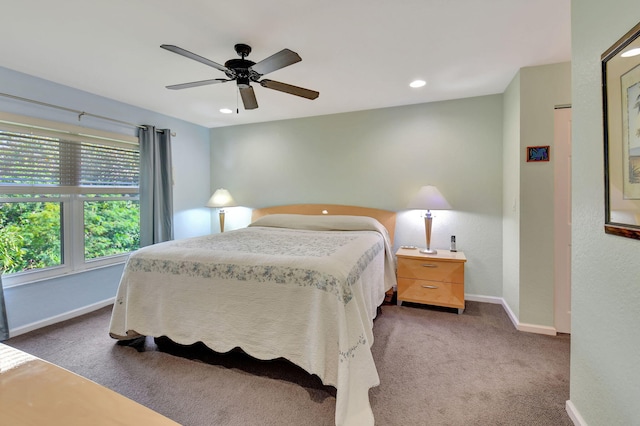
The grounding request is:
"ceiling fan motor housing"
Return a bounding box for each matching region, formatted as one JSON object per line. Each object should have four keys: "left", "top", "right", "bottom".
{"left": 224, "top": 58, "right": 260, "bottom": 84}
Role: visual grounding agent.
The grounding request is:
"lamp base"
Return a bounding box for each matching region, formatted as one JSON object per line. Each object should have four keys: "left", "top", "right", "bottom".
{"left": 421, "top": 213, "right": 436, "bottom": 255}
{"left": 219, "top": 210, "right": 226, "bottom": 233}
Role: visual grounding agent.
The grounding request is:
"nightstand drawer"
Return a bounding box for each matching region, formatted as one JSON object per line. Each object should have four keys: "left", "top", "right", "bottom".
{"left": 397, "top": 278, "right": 464, "bottom": 309}
{"left": 397, "top": 257, "right": 464, "bottom": 283}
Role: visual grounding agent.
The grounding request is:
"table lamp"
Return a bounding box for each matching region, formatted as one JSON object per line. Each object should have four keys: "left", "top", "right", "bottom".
{"left": 206, "top": 188, "right": 236, "bottom": 232}
{"left": 407, "top": 185, "right": 451, "bottom": 254}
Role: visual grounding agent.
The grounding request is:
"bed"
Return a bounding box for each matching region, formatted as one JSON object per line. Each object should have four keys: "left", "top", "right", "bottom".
{"left": 109, "top": 204, "right": 397, "bottom": 426}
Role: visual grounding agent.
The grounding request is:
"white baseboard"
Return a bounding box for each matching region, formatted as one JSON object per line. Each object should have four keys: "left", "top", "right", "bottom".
{"left": 9, "top": 297, "right": 114, "bottom": 338}
{"left": 500, "top": 297, "right": 558, "bottom": 335}
{"left": 9, "top": 294, "right": 560, "bottom": 338}
{"left": 498, "top": 297, "right": 519, "bottom": 328}
{"left": 518, "top": 322, "right": 557, "bottom": 336}
{"left": 465, "top": 294, "right": 559, "bottom": 336}
{"left": 566, "top": 400, "right": 587, "bottom": 426}
{"left": 465, "top": 294, "right": 503, "bottom": 304}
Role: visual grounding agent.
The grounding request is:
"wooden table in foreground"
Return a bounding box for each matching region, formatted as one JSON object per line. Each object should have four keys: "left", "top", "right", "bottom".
{"left": 0, "top": 343, "right": 179, "bottom": 426}
{"left": 396, "top": 248, "right": 467, "bottom": 314}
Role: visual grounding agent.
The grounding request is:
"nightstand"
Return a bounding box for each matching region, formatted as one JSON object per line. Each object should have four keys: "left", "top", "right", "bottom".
{"left": 396, "top": 248, "right": 467, "bottom": 314}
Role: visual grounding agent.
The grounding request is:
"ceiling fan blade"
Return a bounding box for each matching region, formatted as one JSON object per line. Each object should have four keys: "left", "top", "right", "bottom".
{"left": 166, "top": 78, "right": 228, "bottom": 90}
{"left": 161, "top": 44, "right": 229, "bottom": 73}
{"left": 259, "top": 79, "right": 319, "bottom": 100}
{"left": 251, "top": 49, "right": 301, "bottom": 76}
{"left": 239, "top": 86, "right": 258, "bottom": 110}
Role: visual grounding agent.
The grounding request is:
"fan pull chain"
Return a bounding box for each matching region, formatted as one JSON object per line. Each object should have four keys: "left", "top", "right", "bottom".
{"left": 236, "top": 88, "right": 239, "bottom": 114}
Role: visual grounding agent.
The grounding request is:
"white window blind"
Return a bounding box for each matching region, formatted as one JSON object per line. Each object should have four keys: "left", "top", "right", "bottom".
{"left": 0, "top": 113, "right": 139, "bottom": 195}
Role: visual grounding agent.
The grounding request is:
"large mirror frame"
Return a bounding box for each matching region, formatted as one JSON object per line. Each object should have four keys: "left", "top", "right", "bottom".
{"left": 602, "top": 20, "right": 640, "bottom": 240}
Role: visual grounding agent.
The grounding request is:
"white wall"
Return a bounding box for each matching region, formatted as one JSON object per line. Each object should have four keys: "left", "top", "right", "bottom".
{"left": 211, "top": 96, "right": 504, "bottom": 298}
{"left": 0, "top": 66, "right": 212, "bottom": 333}
{"left": 570, "top": 1, "right": 640, "bottom": 424}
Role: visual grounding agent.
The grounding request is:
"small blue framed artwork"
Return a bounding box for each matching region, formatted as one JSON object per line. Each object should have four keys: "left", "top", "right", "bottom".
{"left": 527, "top": 146, "right": 550, "bottom": 162}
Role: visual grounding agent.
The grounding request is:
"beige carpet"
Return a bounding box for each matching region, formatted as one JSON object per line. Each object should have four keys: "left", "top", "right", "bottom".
{"left": 5, "top": 301, "right": 572, "bottom": 425}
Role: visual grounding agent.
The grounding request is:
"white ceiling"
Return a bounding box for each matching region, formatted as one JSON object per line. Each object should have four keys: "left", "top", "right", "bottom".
{"left": 1, "top": 0, "right": 570, "bottom": 129}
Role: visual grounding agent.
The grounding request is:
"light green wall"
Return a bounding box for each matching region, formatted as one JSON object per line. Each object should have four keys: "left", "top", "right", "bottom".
{"left": 211, "top": 96, "right": 504, "bottom": 298}
{"left": 502, "top": 72, "right": 521, "bottom": 318}
{"left": 501, "top": 63, "right": 571, "bottom": 328}
{"left": 571, "top": 1, "right": 640, "bottom": 424}
{"left": 519, "top": 63, "right": 572, "bottom": 326}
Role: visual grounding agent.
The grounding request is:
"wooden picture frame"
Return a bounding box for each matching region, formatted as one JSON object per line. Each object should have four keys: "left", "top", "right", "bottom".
{"left": 602, "top": 21, "right": 640, "bottom": 240}
{"left": 526, "top": 146, "right": 550, "bottom": 162}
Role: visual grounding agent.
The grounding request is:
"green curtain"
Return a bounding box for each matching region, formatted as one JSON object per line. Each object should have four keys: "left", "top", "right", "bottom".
{"left": 0, "top": 275, "right": 9, "bottom": 340}
{"left": 139, "top": 126, "right": 174, "bottom": 247}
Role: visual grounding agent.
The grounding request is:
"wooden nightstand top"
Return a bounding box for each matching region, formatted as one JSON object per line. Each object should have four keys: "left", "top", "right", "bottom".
{"left": 396, "top": 248, "right": 466, "bottom": 262}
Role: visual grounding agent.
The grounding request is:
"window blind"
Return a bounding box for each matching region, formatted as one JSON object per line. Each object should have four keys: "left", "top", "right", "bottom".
{"left": 0, "top": 118, "right": 139, "bottom": 195}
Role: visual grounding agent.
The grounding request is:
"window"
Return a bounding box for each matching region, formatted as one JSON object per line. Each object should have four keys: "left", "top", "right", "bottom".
{"left": 0, "top": 112, "right": 140, "bottom": 285}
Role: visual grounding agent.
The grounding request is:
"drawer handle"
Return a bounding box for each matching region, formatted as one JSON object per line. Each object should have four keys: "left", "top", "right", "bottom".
{"left": 421, "top": 285, "right": 439, "bottom": 289}
{"left": 421, "top": 263, "right": 438, "bottom": 268}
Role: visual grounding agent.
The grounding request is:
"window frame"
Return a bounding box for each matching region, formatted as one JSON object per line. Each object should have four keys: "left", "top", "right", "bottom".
{"left": 0, "top": 112, "right": 139, "bottom": 288}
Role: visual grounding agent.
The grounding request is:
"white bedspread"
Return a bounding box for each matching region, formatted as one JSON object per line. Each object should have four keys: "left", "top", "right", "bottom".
{"left": 109, "top": 215, "right": 396, "bottom": 426}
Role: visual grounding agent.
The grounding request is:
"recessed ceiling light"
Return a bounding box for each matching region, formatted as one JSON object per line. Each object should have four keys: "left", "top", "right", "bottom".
{"left": 410, "top": 80, "right": 426, "bottom": 88}
{"left": 220, "top": 108, "right": 233, "bottom": 114}
{"left": 621, "top": 48, "right": 640, "bottom": 58}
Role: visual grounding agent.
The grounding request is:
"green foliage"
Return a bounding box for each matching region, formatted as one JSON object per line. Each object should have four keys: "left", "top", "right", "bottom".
{"left": 0, "top": 199, "right": 139, "bottom": 274}
{"left": 84, "top": 200, "right": 140, "bottom": 259}
{"left": 0, "top": 224, "right": 25, "bottom": 271}
{"left": 0, "top": 202, "right": 61, "bottom": 273}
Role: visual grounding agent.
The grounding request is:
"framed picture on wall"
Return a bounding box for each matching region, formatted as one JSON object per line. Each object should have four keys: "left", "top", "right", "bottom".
{"left": 602, "top": 20, "right": 640, "bottom": 240}
{"left": 526, "top": 146, "right": 550, "bottom": 162}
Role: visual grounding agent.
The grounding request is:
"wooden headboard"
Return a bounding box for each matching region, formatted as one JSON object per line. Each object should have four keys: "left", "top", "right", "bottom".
{"left": 251, "top": 204, "right": 396, "bottom": 243}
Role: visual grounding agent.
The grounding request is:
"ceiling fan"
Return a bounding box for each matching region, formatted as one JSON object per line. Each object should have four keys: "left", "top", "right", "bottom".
{"left": 160, "top": 43, "right": 319, "bottom": 110}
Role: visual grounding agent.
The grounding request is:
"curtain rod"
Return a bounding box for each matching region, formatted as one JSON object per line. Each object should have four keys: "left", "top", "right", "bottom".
{"left": 0, "top": 92, "right": 162, "bottom": 132}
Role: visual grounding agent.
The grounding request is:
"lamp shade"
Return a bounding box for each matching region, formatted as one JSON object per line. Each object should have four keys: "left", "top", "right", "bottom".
{"left": 206, "top": 188, "right": 237, "bottom": 208}
{"left": 407, "top": 185, "right": 452, "bottom": 210}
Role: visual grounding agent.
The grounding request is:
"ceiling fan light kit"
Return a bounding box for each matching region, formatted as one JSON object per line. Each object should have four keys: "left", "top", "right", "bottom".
{"left": 161, "top": 43, "right": 319, "bottom": 111}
